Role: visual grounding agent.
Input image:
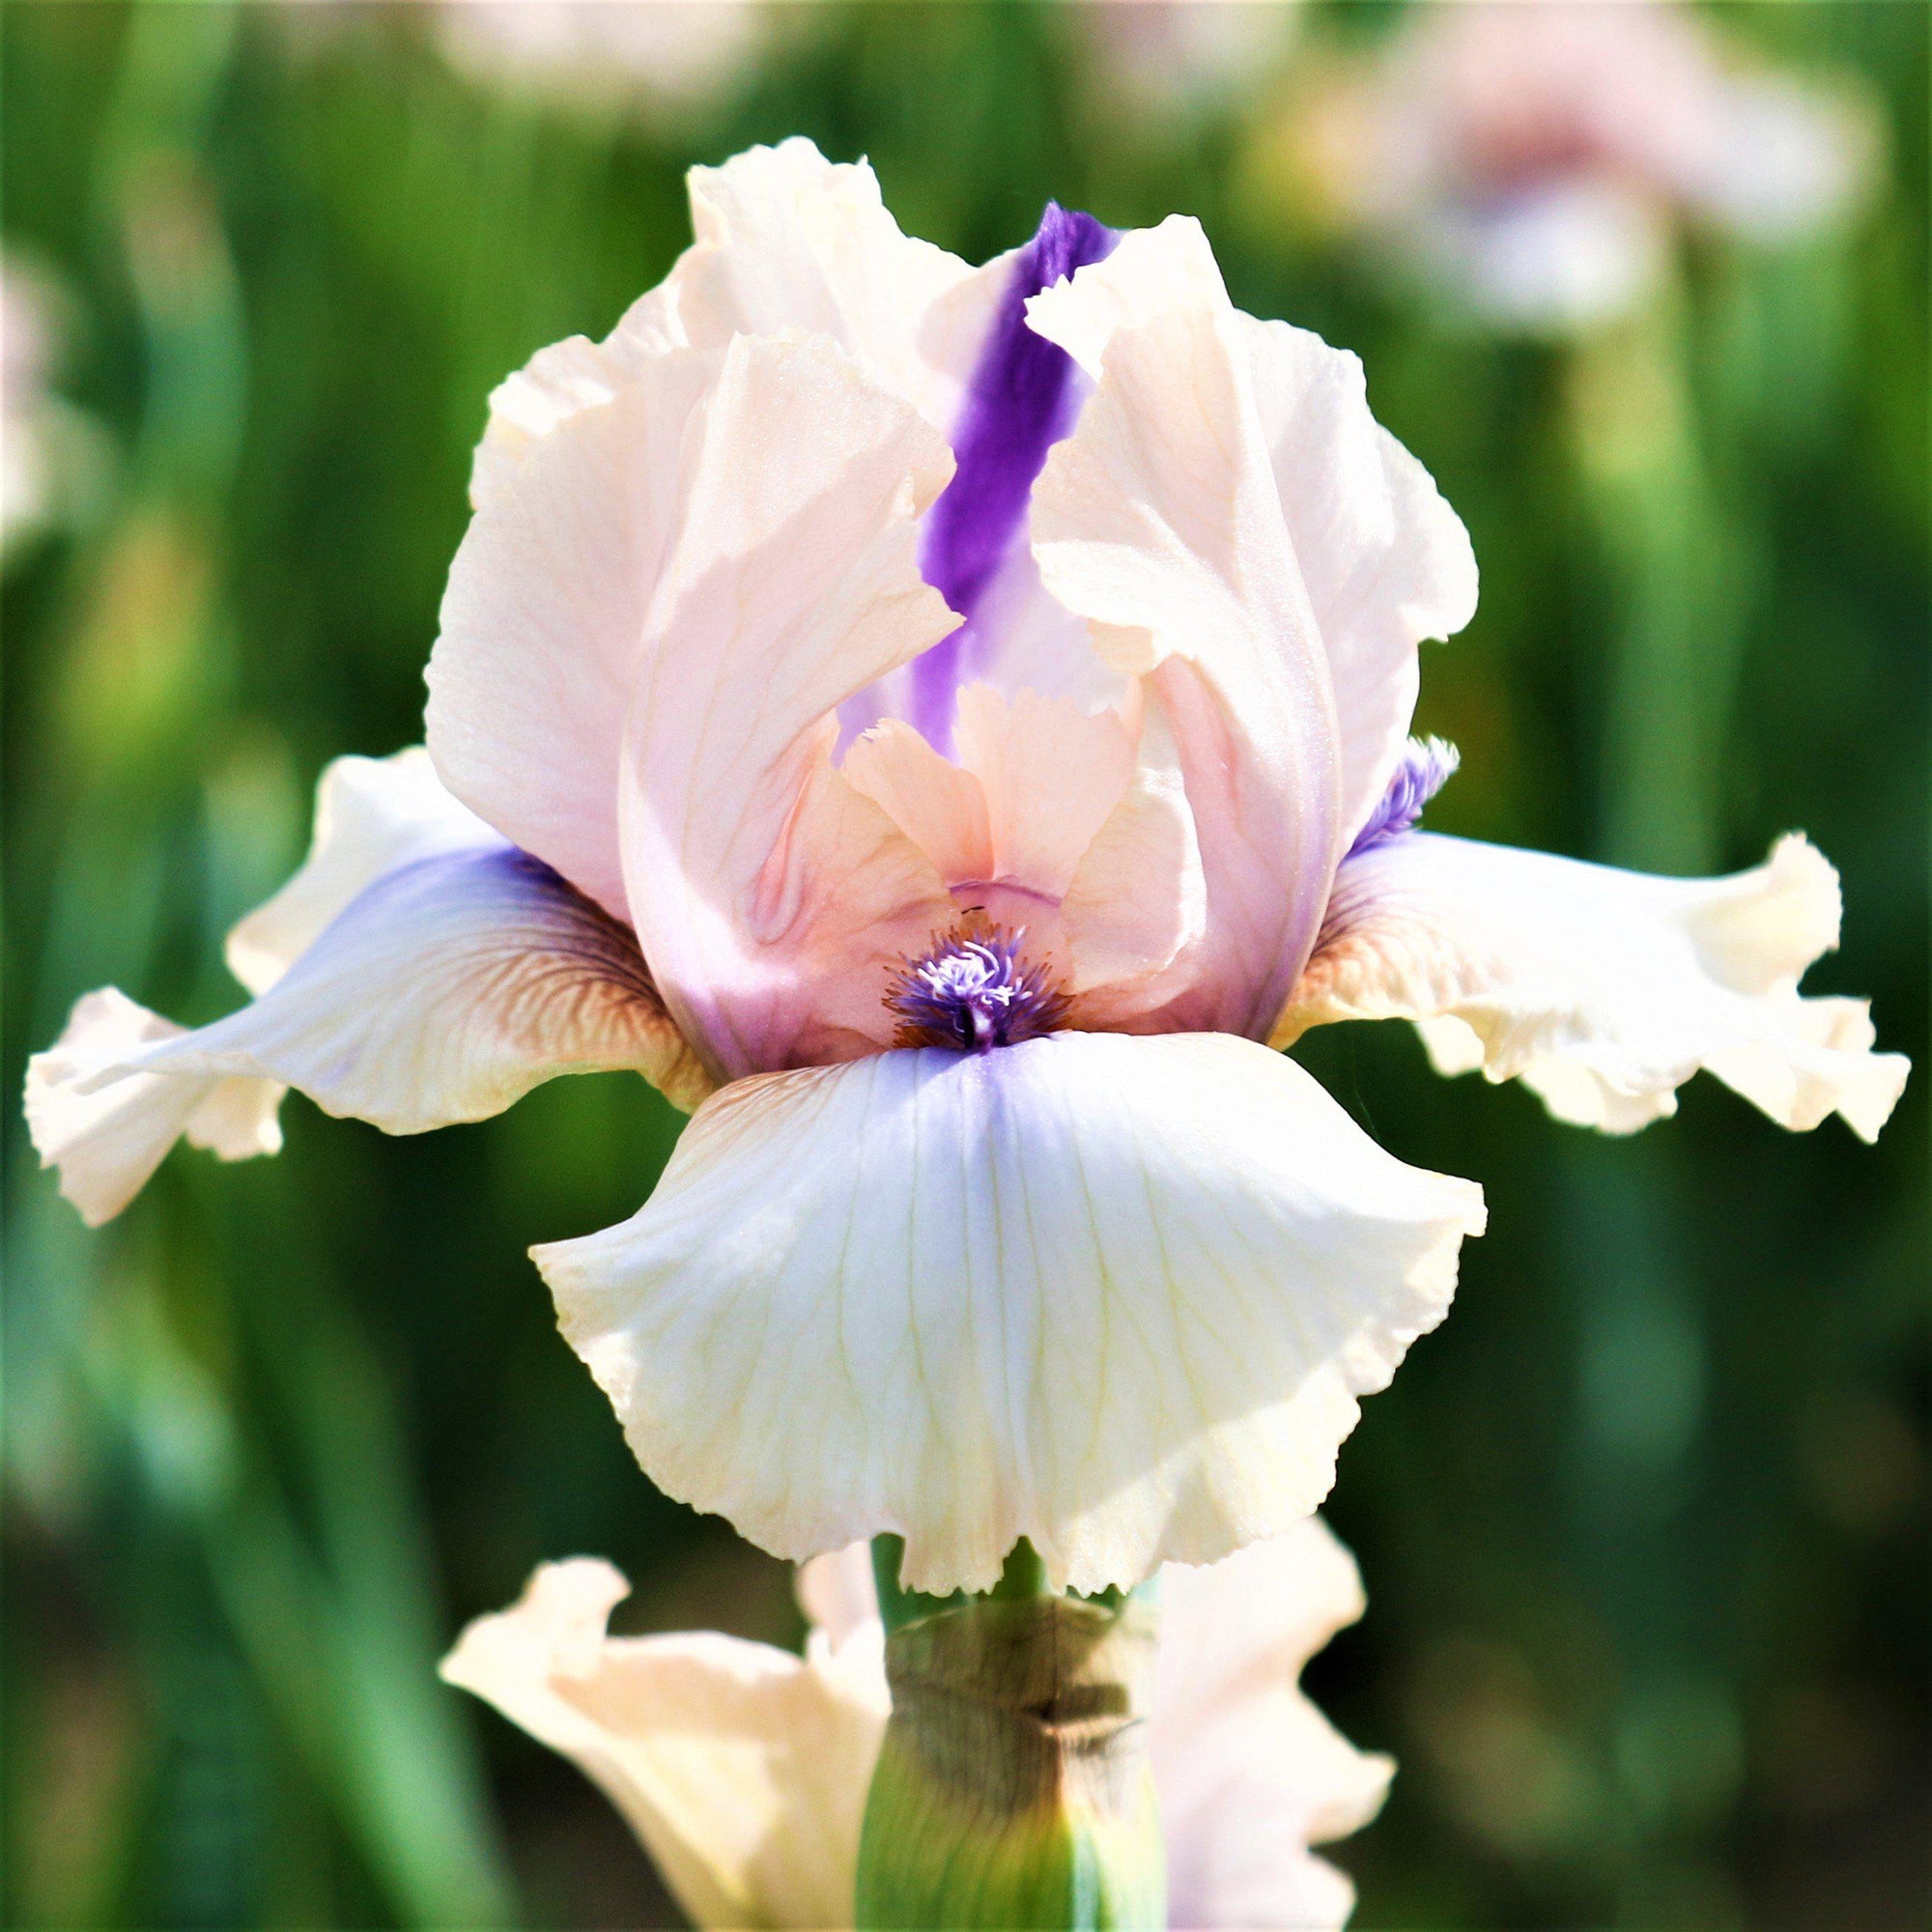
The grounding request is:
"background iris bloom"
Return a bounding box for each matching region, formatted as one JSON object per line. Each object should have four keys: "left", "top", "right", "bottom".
{"left": 441, "top": 1519, "right": 1389, "bottom": 1932}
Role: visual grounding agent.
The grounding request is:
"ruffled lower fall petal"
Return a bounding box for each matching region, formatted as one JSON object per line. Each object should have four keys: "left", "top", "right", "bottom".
{"left": 223, "top": 746, "right": 503, "bottom": 995}
{"left": 27, "top": 842, "right": 707, "bottom": 1224}
{"left": 440, "top": 1560, "right": 887, "bottom": 1932}
{"left": 24, "top": 988, "right": 285, "bottom": 1227}
{"left": 1274, "top": 831, "right": 1909, "bottom": 1140}
{"left": 537, "top": 1029, "right": 1484, "bottom": 1596}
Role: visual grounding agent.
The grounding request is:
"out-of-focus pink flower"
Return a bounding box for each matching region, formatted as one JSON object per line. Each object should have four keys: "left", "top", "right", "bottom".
{"left": 1299, "top": 0, "right": 1876, "bottom": 330}
{"left": 3, "top": 256, "right": 103, "bottom": 557}
{"left": 1067, "top": 0, "right": 1303, "bottom": 123}
{"left": 441, "top": 1518, "right": 1391, "bottom": 1930}
{"left": 431, "top": 0, "right": 772, "bottom": 118}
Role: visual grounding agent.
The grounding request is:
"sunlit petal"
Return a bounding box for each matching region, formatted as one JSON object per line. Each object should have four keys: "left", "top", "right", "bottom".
{"left": 537, "top": 1030, "right": 1484, "bottom": 1596}
{"left": 25, "top": 988, "right": 285, "bottom": 1228}
{"left": 429, "top": 345, "right": 721, "bottom": 919}
{"left": 1031, "top": 227, "right": 1344, "bottom": 1037}
{"left": 617, "top": 332, "right": 960, "bottom": 1079}
{"left": 224, "top": 746, "right": 498, "bottom": 996}
{"left": 1277, "top": 832, "right": 1909, "bottom": 1141}
{"left": 440, "top": 1559, "right": 886, "bottom": 1932}
{"left": 1154, "top": 1520, "right": 1394, "bottom": 1931}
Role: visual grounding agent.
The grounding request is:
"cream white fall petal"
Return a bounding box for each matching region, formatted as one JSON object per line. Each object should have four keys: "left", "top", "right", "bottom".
{"left": 440, "top": 1517, "right": 1389, "bottom": 1932}
{"left": 1275, "top": 831, "right": 1909, "bottom": 1141}
{"left": 27, "top": 137, "right": 1906, "bottom": 1596}
{"left": 538, "top": 1030, "right": 1483, "bottom": 1595}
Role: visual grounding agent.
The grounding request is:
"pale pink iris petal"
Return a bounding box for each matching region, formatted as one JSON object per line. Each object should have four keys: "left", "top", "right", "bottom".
{"left": 1061, "top": 749, "right": 1208, "bottom": 1014}
{"left": 616, "top": 332, "right": 961, "bottom": 1080}
{"left": 1154, "top": 1520, "right": 1394, "bottom": 1932}
{"left": 439, "top": 1559, "right": 886, "bottom": 1932}
{"left": 1276, "top": 832, "right": 1909, "bottom": 1141}
{"left": 225, "top": 746, "right": 498, "bottom": 995}
{"left": 1235, "top": 313, "right": 1478, "bottom": 843}
{"left": 840, "top": 718, "right": 994, "bottom": 887}
{"left": 747, "top": 745, "right": 955, "bottom": 1065}
{"left": 952, "top": 682, "right": 1136, "bottom": 899}
{"left": 25, "top": 988, "right": 284, "bottom": 1228}
{"left": 536, "top": 1030, "right": 1484, "bottom": 1598}
{"left": 23, "top": 745, "right": 663, "bottom": 1226}
{"left": 668, "top": 138, "right": 1004, "bottom": 434}
{"left": 469, "top": 137, "right": 1003, "bottom": 511}
{"left": 429, "top": 348, "right": 720, "bottom": 918}
{"left": 1031, "top": 256, "right": 1344, "bottom": 1034}
{"left": 28, "top": 846, "right": 706, "bottom": 1225}
{"left": 1031, "top": 215, "right": 1475, "bottom": 857}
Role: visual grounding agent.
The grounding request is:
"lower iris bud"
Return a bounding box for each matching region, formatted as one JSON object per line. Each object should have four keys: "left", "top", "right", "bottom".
{"left": 856, "top": 1539, "right": 1165, "bottom": 1932}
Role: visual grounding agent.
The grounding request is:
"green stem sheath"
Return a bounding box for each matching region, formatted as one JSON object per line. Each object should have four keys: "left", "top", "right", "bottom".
{"left": 855, "top": 1540, "right": 1164, "bottom": 1931}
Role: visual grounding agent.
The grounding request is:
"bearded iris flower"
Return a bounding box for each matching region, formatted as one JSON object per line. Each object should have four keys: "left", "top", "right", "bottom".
{"left": 28, "top": 141, "right": 1906, "bottom": 1598}
{"left": 440, "top": 1520, "right": 1389, "bottom": 1932}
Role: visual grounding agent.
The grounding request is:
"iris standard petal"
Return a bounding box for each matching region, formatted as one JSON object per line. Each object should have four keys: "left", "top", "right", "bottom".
{"left": 536, "top": 1030, "right": 1484, "bottom": 1597}
{"left": 616, "top": 332, "right": 961, "bottom": 1080}
{"left": 669, "top": 138, "right": 999, "bottom": 434}
{"left": 1275, "top": 832, "right": 1909, "bottom": 1140}
{"left": 429, "top": 346, "right": 721, "bottom": 920}
{"left": 1031, "top": 227, "right": 1345, "bottom": 1039}
{"left": 1030, "top": 214, "right": 1476, "bottom": 860}
{"left": 440, "top": 1560, "right": 887, "bottom": 1932}
{"left": 468, "top": 136, "right": 999, "bottom": 511}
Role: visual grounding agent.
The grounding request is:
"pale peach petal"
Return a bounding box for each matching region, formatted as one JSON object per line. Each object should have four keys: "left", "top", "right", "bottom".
{"left": 1235, "top": 313, "right": 1477, "bottom": 843}
{"left": 537, "top": 1030, "right": 1484, "bottom": 1596}
{"left": 1061, "top": 751, "right": 1207, "bottom": 1011}
{"left": 1277, "top": 832, "right": 1909, "bottom": 1141}
{"left": 1032, "top": 259, "right": 1345, "bottom": 1039}
{"left": 139, "top": 847, "right": 708, "bottom": 1128}
{"left": 668, "top": 138, "right": 1002, "bottom": 434}
{"left": 1154, "top": 1520, "right": 1394, "bottom": 1931}
{"left": 952, "top": 682, "right": 1136, "bottom": 899}
{"left": 468, "top": 135, "right": 1002, "bottom": 509}
{"left": 440, "top": 1559, "right": 886, "bottom": 1931}
{"left": 428, "top": 346, "right": 721, "bottom": 919}
{"left": 745, "top": 742, "right": 955, "bottom": 1065}
{"left": 1032, "top": 216, "right": 1473, "bottom": 856}
{"left": 24, "top": 989, "right": 284, "bottom": 1228}
{"left": 840, "top": 717, "right": 993, "bottom": 887}
{"left": 224, "top": 747, "right": 498, "bottom": 996}
{"left": 616, "top": 332, "right": 961, "bottom": 1079}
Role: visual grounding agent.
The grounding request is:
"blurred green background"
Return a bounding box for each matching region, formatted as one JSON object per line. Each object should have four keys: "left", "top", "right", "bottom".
{"left": 3, "top": 3, "right": 1924, "bottom": 1927}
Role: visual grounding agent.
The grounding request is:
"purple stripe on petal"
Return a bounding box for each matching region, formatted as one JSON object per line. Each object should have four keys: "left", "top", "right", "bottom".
{"left": 910, "top": 204, "right": 1118, "bottom": 752}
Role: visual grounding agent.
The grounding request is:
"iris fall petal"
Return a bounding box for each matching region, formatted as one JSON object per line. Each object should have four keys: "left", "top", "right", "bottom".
{"left": 1275, "top": 831, "right": 1909, "bottom": 1140}
{"left": 536, "top": 1029, "right": 1484, "bottom": 1596}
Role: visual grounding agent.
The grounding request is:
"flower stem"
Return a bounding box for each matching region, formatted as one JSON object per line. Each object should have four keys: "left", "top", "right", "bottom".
{"left": 855, "top": 1539, "right": 1164, "bottom": 1931}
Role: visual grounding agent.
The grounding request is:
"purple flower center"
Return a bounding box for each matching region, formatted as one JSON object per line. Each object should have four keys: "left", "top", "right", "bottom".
{"left": 887, "top": 922, "right": 1071, "bottom": 1052}
{"left": 910, "top": 203, "right": 1118, "bottom": 753}
{"left": 1349, "top": 737, "right": 1461, "bottom": 856}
